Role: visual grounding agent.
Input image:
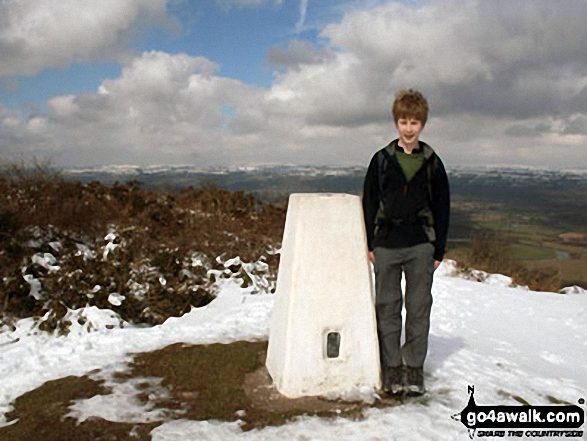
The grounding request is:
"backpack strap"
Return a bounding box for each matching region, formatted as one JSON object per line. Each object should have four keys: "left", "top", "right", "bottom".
{"left": 377, "top": 147, "right": 393, "bottom": 197}
{"left": 425, "top": 154, "right": 436, "bottom": 204}
{"left": 374, "top": 147, "right": 393, "bottom": 234}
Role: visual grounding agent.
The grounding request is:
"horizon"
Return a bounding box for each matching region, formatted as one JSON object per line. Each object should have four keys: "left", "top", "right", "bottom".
{"left": 1, "top": 0, "right": 587, "bottom": 169}
{"left": 59, "top": 162, "right": 587, "bottom": 171}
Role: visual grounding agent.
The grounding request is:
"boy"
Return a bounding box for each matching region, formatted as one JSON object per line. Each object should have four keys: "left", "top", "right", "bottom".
{"left": 362, "top": 89, "right": 450, "bottom": 396}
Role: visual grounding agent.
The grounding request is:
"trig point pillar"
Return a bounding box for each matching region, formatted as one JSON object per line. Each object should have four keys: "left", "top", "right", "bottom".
{"left": 266, "top": 193, "right": 380, "bottom": 398}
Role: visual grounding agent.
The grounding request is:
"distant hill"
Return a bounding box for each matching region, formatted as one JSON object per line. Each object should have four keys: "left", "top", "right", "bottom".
{"left": 60, "top": 164, "right": 587, "bottom": 290}
{"left": 61, "top": 164, "right": 587, "bottom": 230}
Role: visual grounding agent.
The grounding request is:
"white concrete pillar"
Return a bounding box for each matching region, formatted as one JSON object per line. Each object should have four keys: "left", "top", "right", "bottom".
{"left": 266, "top": 193, "right": 380, "bottom": 398}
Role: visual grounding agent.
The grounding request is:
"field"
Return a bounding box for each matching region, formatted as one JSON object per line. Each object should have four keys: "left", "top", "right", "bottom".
{"left": 446, "top": 168, "right": 587, "bottom": 288}
{"left": 447, "top": 201, "right": 587, "bottom": 289}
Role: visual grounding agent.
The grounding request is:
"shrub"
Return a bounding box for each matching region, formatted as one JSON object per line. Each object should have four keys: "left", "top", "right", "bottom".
{"left": 0, "top": 162, "right": 286, "bottom": 331}
{"left": 456, "top": 232, "right": 563, "bottom": 292}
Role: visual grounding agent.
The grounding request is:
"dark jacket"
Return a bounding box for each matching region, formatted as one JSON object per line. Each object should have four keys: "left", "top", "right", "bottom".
{"left": 362, "top": 139, "right": 450, "bottom": 261}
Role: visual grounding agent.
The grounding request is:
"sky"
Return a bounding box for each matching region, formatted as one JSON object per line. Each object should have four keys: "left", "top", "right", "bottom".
{"left": 1, "top": 0, "right": 587, "bottom": 169}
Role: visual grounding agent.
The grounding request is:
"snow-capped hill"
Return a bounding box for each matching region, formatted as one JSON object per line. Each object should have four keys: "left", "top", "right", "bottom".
{"left": 63, "top": 164, "right": 368, "bottom": 178}
{"left": 63, "top": 163, "right": 587, "bottom": 179}
{"left": 449, "top": 164, "right": 587, "bottom": 183}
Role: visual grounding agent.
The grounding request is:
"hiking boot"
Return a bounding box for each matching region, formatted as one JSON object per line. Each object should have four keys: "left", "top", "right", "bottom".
{"left": 405, "top": 366, "right": 425, "bottom": 396}
{"left": 382, "top": 365, "right": 404, "bottom": 395}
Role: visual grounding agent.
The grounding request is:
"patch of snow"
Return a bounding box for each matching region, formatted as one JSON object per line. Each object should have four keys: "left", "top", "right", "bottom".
{"left": 266, "top": 245, "right": 281, "bottom": 255}
{"left": 434, "top": 259, "right": 458, "bottom": 277}
{"left": 321, "top": 385, "right": 377, "bottom": 405}
{"left": 190, "top": 252, "right": 209, "bottom": 268}
{"left": 440, "top": 260, "right": 516, "bottom": 288}
{"left": 560, "top": 285, "right": 587, "bottom": 295}
{"left": 0, "top": 280, "right": 270, "bottom": 426}
{"left": 224, "top": 256, "right": 243, "bottom": 267}
{"left": 539, "top": 351, "right": 565, "bottom": 366}
{"left": 127, "top": 281, "right": 149, "bottom": 300}
{"left": 108, "top": 293, "right": 126, "bottom": 307}
{"left": 484, "top": 273, "right": 513, "bottom": 287}
{"left": 22, "top": 274, "right": 42, "bottom": 300}
{"left": 31, "top": 252, "right": 61, "bottom": 272}
{"left": 48, "top": 241, "right": 62, "bottom": 252}
{"left": 104, "top": 232, "right": 118, "bottom": 242}
{"left": 102, "top": 231, "right": 122, "bottom": 260}
{"left": 75, "top": 243, "right": 97, "bottom": 260}
{"left": 102, "top": 243, "right": 119, "bottom": 260}
{"left": 63, "top": 306, "right": 127, "bottom": 335}
{"left": 67, "top": 374, "right": 170, "bottom": 424}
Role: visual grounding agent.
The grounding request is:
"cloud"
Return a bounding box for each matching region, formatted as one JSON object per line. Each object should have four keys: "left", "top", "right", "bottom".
{"left": 318, "top": 0, "right": 587, "bottom": 120}
{"left": 0, "top": 0, "right": 175, "bottom": 76}
{"left": 561, "top": 114, "right": 587, "bottom": 135}
{"left": 0, "top": 49, "right": 381, "bottom": 167}
{"left": 257, "top": 0, "right": 587, "bottom": 166}
{"left": 505, "top": 114, "right": 587, "bottom": 137}
{"left": 41, "top": 51, "right": 256, "bottom": 164}
{"left": 295, "top": 0, "right": 309, "bottom": 34}
{"left": 2, "top": 0, "right": 587, "bottom": 168}
{"left": 266, "top": 40, "right": 335, "bottom": 71}
{"left": 2, "top": 50, "right": 309, "bottom": 166}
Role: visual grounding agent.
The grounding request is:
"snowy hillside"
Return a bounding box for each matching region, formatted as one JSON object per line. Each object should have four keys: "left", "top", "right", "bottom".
{"left": 1, "top": 262, "right": 586, "bottom": 440}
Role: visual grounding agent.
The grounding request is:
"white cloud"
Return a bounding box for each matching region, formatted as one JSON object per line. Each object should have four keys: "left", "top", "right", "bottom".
{"left": 0, "top": 49, "right": 380, "bottom": 166}
{"left": 257, "top": 0, "right": 587, "bottom": 165}
{"left": 0, "top": 0, "right": 174, "bottom": 76}
{"left": 1, "top": 0, "right": 587, "bottom": 168}
{"left": 40, "top": 51, "right": 258, "bottom": 164}
{"left": 295, "top": 0, "right": 309, "bottom": 34}
{"left": 315, "top": 0, "right": 587, "bottom": 120}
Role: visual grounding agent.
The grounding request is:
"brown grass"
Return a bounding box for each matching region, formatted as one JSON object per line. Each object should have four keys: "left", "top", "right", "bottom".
{"left": 0, "top": 342, "right": 379, "bottom": 440}
{"left": 455, "top": 232, "right": 563, "bottom": 292}
{"left": 0, "top": 375, "right": 160, "bottom": 441}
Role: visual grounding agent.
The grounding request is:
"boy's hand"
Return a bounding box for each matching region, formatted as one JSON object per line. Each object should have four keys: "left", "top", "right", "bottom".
{"left": 434, "top": 260, "right": 441, "bottom": 271}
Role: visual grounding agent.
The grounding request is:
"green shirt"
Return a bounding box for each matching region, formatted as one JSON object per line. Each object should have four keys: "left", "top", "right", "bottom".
{"left": 396, "top": 149, "right": 425, "bottom": 182}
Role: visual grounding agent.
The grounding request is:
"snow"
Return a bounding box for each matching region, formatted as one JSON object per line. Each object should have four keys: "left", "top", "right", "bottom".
{"left": 107, "top": 292, "right": 126, "bottom": 306}
{"left": 561, "top": 285, "right": 587, "bottom": 295}
{"left": 22, "top": 274, "right": 42, "bottom": 300}
{"left": 66, "top": 373, "right": 170, "bottom": 424}
{"left": 31, "top": 252, "right": 61, "bottom": 272}
{"left": 1, "top": 263, "right": 586, "bottom": 440}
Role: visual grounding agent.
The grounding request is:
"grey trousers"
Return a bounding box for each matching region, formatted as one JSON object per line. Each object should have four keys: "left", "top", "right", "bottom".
{"left": 374, "top": 243, "right": 435, "bottom": 368}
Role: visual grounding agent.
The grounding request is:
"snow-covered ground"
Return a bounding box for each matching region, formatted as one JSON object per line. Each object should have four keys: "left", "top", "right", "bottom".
{"left": 1, "top": 262, "right": 586, "bottom": 440}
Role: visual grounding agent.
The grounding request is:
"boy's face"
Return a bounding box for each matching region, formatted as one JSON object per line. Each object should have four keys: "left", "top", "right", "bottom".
{"left": 395, "top": 117, "right": 424, "bottom": 150}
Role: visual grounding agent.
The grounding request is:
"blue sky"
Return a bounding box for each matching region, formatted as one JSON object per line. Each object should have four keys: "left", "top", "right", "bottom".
{"left": 1, "top": 0, "right": 586, "bottom": 168}
{"left": 2, "top": 2, "right": 278, "bottom": 107}
{"left": 1, "top": 0, "right": 343, "bottom": 108}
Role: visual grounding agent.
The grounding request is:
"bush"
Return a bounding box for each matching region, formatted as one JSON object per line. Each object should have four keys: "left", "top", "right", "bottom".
{"left": 456, "top": 232, "right": 563, "bottom": 292}
{"left": 0, "top": 162, "right": 286, "bottom": 331}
